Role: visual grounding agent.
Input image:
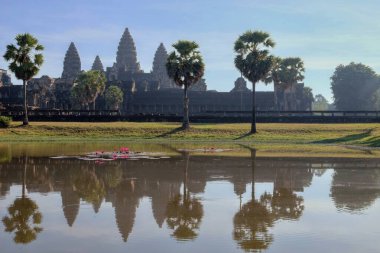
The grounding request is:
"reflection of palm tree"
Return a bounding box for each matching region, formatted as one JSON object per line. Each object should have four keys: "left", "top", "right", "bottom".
{"left": 233, "top": 194, "right": 274, "bottom": 252}
{"left": 234, "top": 145, "right": 275, "bottom": 252}
{"left": 166, "top": 152, "right": 204, "bottom": 241}
{"left": 2, "top": 197, "right": 43, "bottom": 244}
{"left": 271, "top": 188, "right": 304, "bottom": 220}
{"left": 234, "top": 145, "right": 306, "bottom": 252}
{"left": 2, "top": 156, "right": 43, "bottom": 244}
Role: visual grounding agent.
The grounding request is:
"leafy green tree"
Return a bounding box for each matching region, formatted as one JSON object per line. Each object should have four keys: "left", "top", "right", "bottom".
{"left": 105, "top": 85, "right": 124, "bottom": 110}
{"left": 331, "top": 62, "right": 379, "bottom": 110}
{"left": 71, "top": 70, "right": 106, "bottom": 110}
{"left": 234, "top": 31, "right": 275, "bottom": 133}
{"left": 3, "top": 33, "right": 44, "bottom": 125}
{"left": 70, "top": 81, "right": 90, "bottom": 109}
{"left": 166, "top": 41, "right": 205, "bottom": 129}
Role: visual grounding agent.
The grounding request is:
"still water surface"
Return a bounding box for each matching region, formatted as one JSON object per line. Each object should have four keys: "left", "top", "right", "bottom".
{"left": 0, "top": 144, "right": 380, "bottom": 253}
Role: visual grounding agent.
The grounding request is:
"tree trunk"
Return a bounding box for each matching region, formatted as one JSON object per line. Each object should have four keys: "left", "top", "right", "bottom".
{"left": 182, "top": 85, "right": 190, "bottom": 130}
{"left": 92, "top": 100, "right": 96, "bottom": 111}
{"left": 23, "top": 80, "right": 29, "bottom": 125}
{"left": 251, "top": 82, "right": 257, "bottom": 134}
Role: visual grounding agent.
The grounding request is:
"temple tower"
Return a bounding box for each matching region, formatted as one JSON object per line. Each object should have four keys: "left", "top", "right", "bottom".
{"left": 61, "top": 42, "right": 81, "bottom": 79}
{"left": 151, "top": 43, "right": 175, "bottom": 89}
{"left": 230, "top": 77, "right": 250, "bottom": 93}
{"left": 116, "top": 28, "right": 141, "bottom": 73}
{"left": 91, "top": 55, "right": 104, "bottom": 72}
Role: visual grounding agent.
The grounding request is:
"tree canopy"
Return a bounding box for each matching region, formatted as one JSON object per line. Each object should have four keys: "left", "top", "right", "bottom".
{"left": 70, "top": 70, "right": 106, "bottom": 110}
{"left": 331, "top": 62, "right": 379, "bottom": 110}
{"left": 105, "top": 85, "right": 124, "bottom": 110}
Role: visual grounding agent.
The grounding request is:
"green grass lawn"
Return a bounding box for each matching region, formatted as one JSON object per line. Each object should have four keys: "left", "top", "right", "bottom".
{"left": 1, "top": 121, "right": 380, "bottom": 158}
{"left": 1, "top": 121, "right": 380, "bottom": 145}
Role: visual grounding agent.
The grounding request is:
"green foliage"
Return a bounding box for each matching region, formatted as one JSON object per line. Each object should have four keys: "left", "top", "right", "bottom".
{"left": 267, "top": 57, "right": 305, "bottom": 87}
{"left": 3, "top": 33, "right": 44, "bottom": 82}
{"left": 234, "top": 31, "right": 275, "bottom": 84}
{"left": 166, "top": 40, "right": 205, "bottom": 88}
{"left": 331, "top": 62, "right": 380, "bottom": 110}
{"left": 301, "top": 87, "right": 314, "bottom": 110}
{"left": 105, "top": 85, "right": 124, "bottom": 110}
{"left": 70, "top": 70, "right": 106, "bottom": 110}
{"left": 0, "top": 116, "right": 12, "bottom": 128}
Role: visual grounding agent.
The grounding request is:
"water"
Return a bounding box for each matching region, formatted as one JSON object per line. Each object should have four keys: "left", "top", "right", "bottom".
{"left": 1, "top": 144, "right": 380, "bottom": 253}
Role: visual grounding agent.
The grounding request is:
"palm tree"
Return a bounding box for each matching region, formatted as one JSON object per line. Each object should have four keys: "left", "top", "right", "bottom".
{"left": 266, "top": 57, "right": 305, "bottom": 110}
{"left": 3, "top": 33, "right": 44, "bottom": 125}
{"left": 264, "top": 57, "right": 282, "bottom": 110}
{"left": 278, "top": 57, "right": 305, "bottom": 110}
{"left": 166, "top": 40, "right": 205, "bottom": 130}
{"left": 234, "top": 31, "right": 275, "bottom": 133}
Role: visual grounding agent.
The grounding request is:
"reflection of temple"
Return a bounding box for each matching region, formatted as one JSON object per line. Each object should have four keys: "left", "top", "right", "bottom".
{"left": 1, "top": 156, "right": 380, "bottom": 243}
{"left": 0, "top": 28, "right": 312, "bottom": 113}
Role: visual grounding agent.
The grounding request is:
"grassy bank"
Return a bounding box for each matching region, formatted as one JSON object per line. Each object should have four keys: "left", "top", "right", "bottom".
{"left": 1, "top": 121, "right": 380, "bottom": 145}
{"left": 1, "top": 122, "right": 380, "bottom": 158}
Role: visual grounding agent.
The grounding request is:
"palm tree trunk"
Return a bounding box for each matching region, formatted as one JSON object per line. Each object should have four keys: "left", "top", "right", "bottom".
{"left": 183, "top": 85, "right": 190, "bottom": 130}
{"left": 23, "top": 80, "right": 29, "bottom": 125}
{"left": 251, "top": 82, "right": 257, "bottom": 134}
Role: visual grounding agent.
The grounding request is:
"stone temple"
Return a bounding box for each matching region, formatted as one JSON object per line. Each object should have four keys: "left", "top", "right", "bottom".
{"left": 0, "top": 27, "right": 312, "bottom": 113}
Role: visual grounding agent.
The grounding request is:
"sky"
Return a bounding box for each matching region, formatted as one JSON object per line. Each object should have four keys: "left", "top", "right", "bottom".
{"left": 1, "top": 0, "right": 380, "bottom": 102}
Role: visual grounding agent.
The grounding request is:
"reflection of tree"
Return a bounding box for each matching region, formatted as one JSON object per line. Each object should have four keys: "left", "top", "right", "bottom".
{"left": 73, "top": 166, "right": 106, "bottom": 213}
{"left": 271, "top": 188, "right": 304, "bottom": 220}
{"left": 2, "top": 157, "right": 42, "bottom": 244}
{"left": 233, "top": 145, "right": 305, "bottom": 252}
{"left": 0, "top": 144, "right": 11, "bottom": 163}
{"left": 2, "top": 197, "right": 43, "bottom": 244}
{"left": 234, "top": 146, "right": 274, "bottom": 252}
{"left": 234, "top": 194, "right": 274, "bottom": 252}
{"left": 331, "top": 169, "right": 380, "bottom": 213}
{"left": 166, "top": 152, "right": 203, "bottom": 241}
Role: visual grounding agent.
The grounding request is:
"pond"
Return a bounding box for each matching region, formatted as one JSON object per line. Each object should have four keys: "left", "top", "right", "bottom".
{"left": 0, "top": 143, "right": 380, "bottom": 253}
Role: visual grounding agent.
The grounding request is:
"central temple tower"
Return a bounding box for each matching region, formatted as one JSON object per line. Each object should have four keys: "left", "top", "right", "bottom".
{"left": 116, "top": 28, "right": 141, "bottom": 73}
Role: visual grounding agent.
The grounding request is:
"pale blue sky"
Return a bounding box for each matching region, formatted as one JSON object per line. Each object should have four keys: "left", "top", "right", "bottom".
{"left": 1, "top": 0, "right": 380, "bottom": 101}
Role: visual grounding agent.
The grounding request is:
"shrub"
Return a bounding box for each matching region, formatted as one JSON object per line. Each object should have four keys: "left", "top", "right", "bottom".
{"left": 0, "top": 116, "right": 12, "bottom": 128}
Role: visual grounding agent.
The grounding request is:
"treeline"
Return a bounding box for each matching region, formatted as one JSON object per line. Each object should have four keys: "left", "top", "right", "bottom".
{"left": 331, "top": 62, "right": 380, "bottom": 111}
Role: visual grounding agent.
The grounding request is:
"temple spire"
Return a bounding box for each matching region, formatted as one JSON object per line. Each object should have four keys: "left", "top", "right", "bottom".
{"left": 91, "top": 55, "right": 104, "bottom": 72}
{"left": 61, "top": 42, "right": 81, "bottom": 79}
{"left": 152, "top": 43, "right": 175, "bottom": 89}
{"left": 116, "top": 28, "right": 141, "bottom": 73}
